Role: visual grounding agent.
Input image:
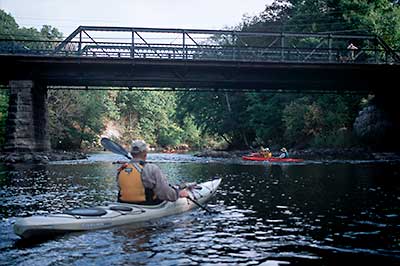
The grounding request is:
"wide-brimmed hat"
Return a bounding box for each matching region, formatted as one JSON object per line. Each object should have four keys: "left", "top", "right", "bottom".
{"left": 131, "top": 139, "right": 149, "bottom": 154}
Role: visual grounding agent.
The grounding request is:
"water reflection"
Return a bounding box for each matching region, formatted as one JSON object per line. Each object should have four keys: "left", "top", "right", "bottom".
{"left": 0, "top": 154, "right": 399, "bottom": 265}
{"left": 0, "top": 163, "right": 117, "bottom": 219}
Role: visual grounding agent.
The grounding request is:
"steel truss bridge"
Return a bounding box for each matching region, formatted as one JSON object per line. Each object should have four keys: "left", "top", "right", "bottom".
{"left": 0, "top": 26, "right": 399, "bottom": 92}
{"left": 1, "top": 26, "right": 399, "bottom": 153}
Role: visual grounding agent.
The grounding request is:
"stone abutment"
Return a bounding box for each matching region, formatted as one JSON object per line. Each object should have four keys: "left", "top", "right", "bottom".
{"left": 4, "top": 80, "right": 50, "bottom": 152}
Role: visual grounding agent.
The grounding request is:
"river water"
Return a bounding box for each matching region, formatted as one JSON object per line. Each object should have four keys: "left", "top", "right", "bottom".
{"left": 0, "top": 152, "right": 399, "bottom": 265}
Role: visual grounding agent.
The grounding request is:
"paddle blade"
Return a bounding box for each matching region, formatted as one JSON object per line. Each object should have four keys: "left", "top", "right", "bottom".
{"left": 101, "top": 137, "right": 131, "bottom": 159}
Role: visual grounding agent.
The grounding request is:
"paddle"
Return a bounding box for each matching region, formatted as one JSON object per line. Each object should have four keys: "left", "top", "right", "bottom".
{"left": 101, "top": 137, "right": 132, "bottom": 159}
{"left": 179, "top": 182, "right": 217, "bottom": 214}
{"left": 100, "top": 137, "right": 217, "bottom": 214}
{"left": 186, "top": 197, "right": 217, "bottom": 214}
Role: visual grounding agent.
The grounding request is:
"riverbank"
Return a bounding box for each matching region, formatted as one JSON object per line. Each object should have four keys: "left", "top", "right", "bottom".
{"left": 0, "top": 151, "right": 87, "bottom": 164}
{"left": 195, "top": 148, "right": 400, "bottom": 161}
{"left": 1, "top": 148, "right": 399, "bottom": 164}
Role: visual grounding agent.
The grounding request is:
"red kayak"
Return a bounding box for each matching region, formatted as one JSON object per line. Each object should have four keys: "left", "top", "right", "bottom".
{"left": 242, "top": 155, "right": 304, "bottom": 162}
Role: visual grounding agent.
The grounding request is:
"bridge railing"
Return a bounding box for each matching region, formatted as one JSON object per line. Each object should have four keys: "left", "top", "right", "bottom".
{"left": 0, "top": 26, "right": 399, "bottom": 64}
{"left": 1, "top": 39, "right": 397, "bottom": 64}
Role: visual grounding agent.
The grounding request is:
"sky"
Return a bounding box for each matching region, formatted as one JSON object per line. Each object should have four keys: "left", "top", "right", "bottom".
{"left": 0, "top": 0, "right": 272, "bottom": 36}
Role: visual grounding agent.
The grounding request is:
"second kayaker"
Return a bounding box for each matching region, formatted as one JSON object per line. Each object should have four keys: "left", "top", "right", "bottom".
{"left": 279, "top": 147, "right": 289, "bottom": 158}
{"left": 117, "top": 139, "right": 189, "bottom": 205}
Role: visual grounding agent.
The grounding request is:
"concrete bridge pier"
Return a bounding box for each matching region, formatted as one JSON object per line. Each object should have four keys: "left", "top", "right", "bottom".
{"left": 4, "top": 80, "right": 51, "bottom": 152}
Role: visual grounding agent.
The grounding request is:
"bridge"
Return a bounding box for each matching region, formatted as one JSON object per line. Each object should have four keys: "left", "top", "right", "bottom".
{"left": 0, "top": 26, "right": 399, "bottom": 152}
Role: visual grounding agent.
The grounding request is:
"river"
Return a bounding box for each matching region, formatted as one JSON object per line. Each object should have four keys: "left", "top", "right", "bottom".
{"left": 0, "top": 152, "right": 399, "bottom": 265}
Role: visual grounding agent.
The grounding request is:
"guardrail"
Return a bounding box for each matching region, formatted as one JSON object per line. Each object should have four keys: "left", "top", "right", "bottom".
{"left": 0, "top": 26, "right": 399, "bottom": 64}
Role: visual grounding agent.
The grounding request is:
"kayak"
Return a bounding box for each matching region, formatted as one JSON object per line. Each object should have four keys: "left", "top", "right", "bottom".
{"left": 14, "top": 178, "right": 222, "bottom": 239}
{"left": 242, "top": 155, "right": 304, "bottom": 162}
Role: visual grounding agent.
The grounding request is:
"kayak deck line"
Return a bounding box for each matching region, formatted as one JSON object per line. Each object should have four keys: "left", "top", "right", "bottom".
{"left": 13, "top": 178, "right": 222, "bottom": 239}
{"left": 43, "top": 203, "right": 151, "bottom": 220}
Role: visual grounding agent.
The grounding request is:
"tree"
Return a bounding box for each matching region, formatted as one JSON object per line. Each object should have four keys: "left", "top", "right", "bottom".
{"left": 179, "top": 116, "right": 203, "bottom": 149}
{"left": 115, "top": 91, "right": 183, "bottom": 147}
{"left": 177, "top": 91, "right": 254, "bottom": 149}
{"left": 245, "top": 93, "right": 296, "bottom": 147}
{"left": 0, "top": 10, "right": 19, "bottom": 38}
{"left": 282, "top": 94, "right": 362, "bottom": 148}
{"left": 48, "top": 90, "right": 109, "bottom": 150}
{"left": 255, "top": 0, "right": 400, "bottom": 46}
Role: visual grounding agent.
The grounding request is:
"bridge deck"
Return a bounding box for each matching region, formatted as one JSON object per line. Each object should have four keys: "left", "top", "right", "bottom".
{"left": 0, "top": 26, "right": 399, "bottom": 92}
{"left": 1, "top": 54, "right": 398, "bottom": 93}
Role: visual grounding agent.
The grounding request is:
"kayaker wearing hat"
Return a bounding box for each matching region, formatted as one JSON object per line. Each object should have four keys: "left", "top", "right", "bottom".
{"left": 279, "top": 147, "right": 289, "bottom": 158}
{"left": 117, "top": 139, "right": 189, "bottom": 205}
{"left": 259, "top": 147, "right": 272, "bottom": 158}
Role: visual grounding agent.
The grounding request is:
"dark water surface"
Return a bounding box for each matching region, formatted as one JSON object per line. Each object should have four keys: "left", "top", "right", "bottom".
{"left": 0, "top": 152, "right": 399, "bottom": 265}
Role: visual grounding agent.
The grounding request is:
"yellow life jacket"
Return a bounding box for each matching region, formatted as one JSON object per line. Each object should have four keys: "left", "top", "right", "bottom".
{"left": 117, "top": 162, "right": 160, "bottom": 204}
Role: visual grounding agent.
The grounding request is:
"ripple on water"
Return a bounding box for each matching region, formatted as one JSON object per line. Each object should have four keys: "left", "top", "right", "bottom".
{"left": 1, "top": 156, "right": 399, "bottom": 265}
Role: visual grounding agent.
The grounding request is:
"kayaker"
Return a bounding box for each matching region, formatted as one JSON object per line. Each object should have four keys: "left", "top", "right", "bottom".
{"left": 259, "top": 147, "right": 272, "bottom": 158}
{"left": 117, "top": 139, "right": 189, "bottom": 205}
{"left": 279, "top": 147, "right": 289, "bottom": 158}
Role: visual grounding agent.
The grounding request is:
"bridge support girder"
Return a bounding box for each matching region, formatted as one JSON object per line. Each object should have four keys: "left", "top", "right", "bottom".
{"left": 4, "top": 80, "right": 50, "bottom": 152}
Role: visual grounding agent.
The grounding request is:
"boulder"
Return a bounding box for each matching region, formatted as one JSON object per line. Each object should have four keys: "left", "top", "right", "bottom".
{"left": 353, "top": 104, "right": 399, "bottom": 149}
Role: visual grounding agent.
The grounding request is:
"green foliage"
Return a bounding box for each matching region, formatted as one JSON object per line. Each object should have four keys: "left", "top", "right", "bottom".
{"left": 177, "top": 89, "right": 364, "bottom": 149}
{"left": 257, "top": 0, "right": 400, "bottom": 47}
{"left": 179, "top": 116, "right": 203, "bottom": 149}
{"left": 0, "top": 10, "right": 19, "bottom": 38}
{"left": 176, "top": 91, "right": 257, "bottom": 149}
{"left": 177, "top": 91, "right": 224, "bottom": 136}
{"left": 282, "top": 97, "right": 323, "bottom": 143}
{"left": 282, "top": 95, "right": 362, "bottom": 147}
{"left": 1, "top": 9, "right": 63, "bottom": 40}
{"left": 0, "top": 9, "right": 63, "bottom": 56}
{"left": 177, "top": 91, "right": 254, "bottom": 149}
{"left": 40, "top": 25, "right": 63, "bottom": 40}
{"left": 115, "top": 91, "right": 178, "bottom": 146}
{"left": 48, "top": 90, "right": 109, "bottom": 150}
{"left": 158, "top": 123, "right": 183, "bottom": 147}
{"left": 245, "top": 93, "right": 295, "bottom": 146}
{"left": 104, "top": 91, "right": 120, "bottom": 120}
